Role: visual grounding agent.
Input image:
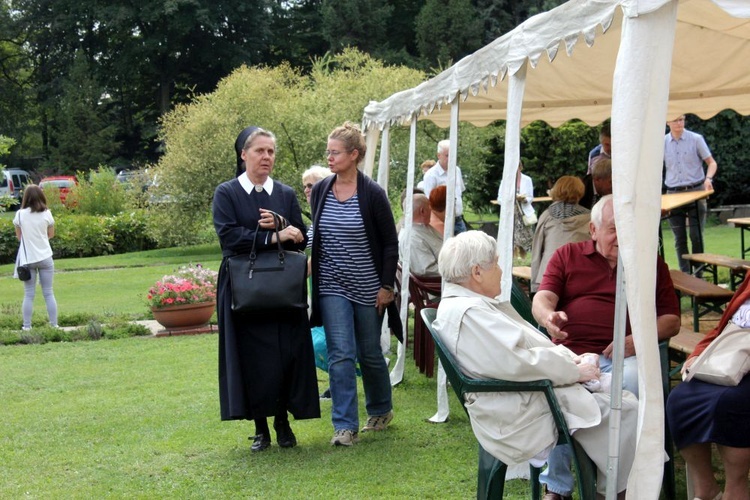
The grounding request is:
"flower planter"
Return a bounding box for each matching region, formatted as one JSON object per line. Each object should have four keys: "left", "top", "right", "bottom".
{"left": 151, "top": 301, "right": 216, "bottom": 330}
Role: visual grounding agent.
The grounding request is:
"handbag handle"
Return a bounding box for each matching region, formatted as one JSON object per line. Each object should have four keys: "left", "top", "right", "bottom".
{"left": 247, "top": 212, "right": 286, "bottom": 279}
{"left": 18, "top": 210, "right": 28, "bottom": 265}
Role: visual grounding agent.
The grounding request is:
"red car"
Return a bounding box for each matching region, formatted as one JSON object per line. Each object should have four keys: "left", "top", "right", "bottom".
{"left": 40, "top": 176, "right": 77, "bottom": 204}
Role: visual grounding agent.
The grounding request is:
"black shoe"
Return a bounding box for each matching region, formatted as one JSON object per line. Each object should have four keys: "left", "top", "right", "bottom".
{"left": 250, "top": 433, "right": 271, "bottom": 452}
{"left": 320, "top": 388, "right": 331, "bottom": 400}
{"left": 274, "top": 421, "right": 297, "bottom": 448}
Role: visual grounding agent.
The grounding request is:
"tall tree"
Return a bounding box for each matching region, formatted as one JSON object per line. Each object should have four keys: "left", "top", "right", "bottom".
{"left": 320, "top": 0, "right": 393, "bottom": 56}
{"left": 473, "top": 0, "right": 565, "bottom": 44}
{"left": 415, "top": 0, "right": 483, "bottom": 68}
{"left": 267, "top": 0, "right": 328, "bottom": 69}
{"left": 2, "top": 0, "right": 274, "bottom": 169}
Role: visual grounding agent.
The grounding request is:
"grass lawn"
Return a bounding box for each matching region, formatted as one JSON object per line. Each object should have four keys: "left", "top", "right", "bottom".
{"left": 0, "top": 244, "right": 223, "bottom": 323}
{"left": 0, "top": 334, "right": 497, "bottom": 498}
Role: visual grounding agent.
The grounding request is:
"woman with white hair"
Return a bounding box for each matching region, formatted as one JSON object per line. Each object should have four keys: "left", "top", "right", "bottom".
{"left": 302, "top": 165, "right": 332, "bottom": 205}
{"left": 433, "top": 231, "right": 638, "bottom": 497}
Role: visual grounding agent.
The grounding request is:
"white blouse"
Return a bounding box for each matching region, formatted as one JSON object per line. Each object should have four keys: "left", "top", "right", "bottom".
{"left": 13, "top": 208, "right": 55, "bottom": 264}
{"left": 732, "top": 298, "right": 750, "bottom": 328}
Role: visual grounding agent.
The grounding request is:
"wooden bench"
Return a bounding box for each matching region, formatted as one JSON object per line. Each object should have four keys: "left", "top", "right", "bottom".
{"left": 668, "top": 326, "right": 705, "bottom": 377}
{"left": 682, "top": 253, "right": 750, "bottom": 290}
{"left": 512, "top": 266, "right": 531, "bottom": 282}
{"left": 669, "top": 269, "right": 734, "bottom": 331}
{"left": 728, "top": 217, "right": 750, "bottom": 259}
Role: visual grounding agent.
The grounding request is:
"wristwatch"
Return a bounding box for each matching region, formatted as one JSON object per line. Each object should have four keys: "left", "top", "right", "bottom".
{"left": 706, "top": 176, "right": 714, "bottom": 181}
{"left": 382, "top": 285, "right": 395, "bottom": 293}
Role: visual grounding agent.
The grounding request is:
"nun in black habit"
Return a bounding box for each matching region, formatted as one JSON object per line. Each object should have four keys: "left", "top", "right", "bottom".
{"left": 213, "top": 126, "right": 320, "bottom": 452}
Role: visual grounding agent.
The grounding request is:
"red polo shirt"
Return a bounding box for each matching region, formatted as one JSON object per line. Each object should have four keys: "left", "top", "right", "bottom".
{"left": 539, "top": 240, "right": 679, "bottom": 354}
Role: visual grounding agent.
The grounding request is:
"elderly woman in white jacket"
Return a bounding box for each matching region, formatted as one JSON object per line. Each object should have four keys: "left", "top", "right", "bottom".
{"left": 433, "top": 231, "right": 637, "bottom": 496}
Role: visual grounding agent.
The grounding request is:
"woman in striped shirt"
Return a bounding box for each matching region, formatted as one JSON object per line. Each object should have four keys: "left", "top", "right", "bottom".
{"left": 309, "top": 122, "right": 400, "bottom": 447}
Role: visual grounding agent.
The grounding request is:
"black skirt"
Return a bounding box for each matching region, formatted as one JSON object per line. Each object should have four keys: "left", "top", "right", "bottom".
{"left": 666, "top": 373, "right": 750, "bottom": 450}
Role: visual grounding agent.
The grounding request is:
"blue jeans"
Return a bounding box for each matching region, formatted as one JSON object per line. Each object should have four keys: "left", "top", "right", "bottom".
{"left": 540, "top": 355, "right": 639, "bottom": 495}
{"left": 667, "top": 186, "right": 707, "bottom": 274}
{"left": 540, "top": 444, "right": 574, "bottom": 496}
{"left": 454, "top": 216, "right": 467, "bottom": 235}
{"left": 23, "top": 257, "right": 58, "bottom": 329}
{"left": 600, "top": 354, "right": 639, "bottom": 398}
{"left": 319, "top": 294, "right": 392, "bottom": 431}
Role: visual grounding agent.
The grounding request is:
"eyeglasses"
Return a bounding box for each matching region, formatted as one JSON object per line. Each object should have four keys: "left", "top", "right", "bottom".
{"left": 303, "top": 183, "right": 314, "bottom": 189}
{"left": 325, "top": 150, "right": 348, "bottom": 157}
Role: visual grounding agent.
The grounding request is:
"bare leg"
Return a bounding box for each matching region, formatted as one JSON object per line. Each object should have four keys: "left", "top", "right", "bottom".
{"left": 680, "top": 443, "right": 721, "bottom": 500}
{"left": 717, "top": 444, "right": 750, "bottom": 500}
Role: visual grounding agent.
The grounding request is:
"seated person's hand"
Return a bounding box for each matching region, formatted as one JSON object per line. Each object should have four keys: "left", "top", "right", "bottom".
{"left": 516, "top": 194, "right": 527, "bottom": 202}
{"left": 544, "top": 311, "right": 569, "bottom": 340}
{"left": 602, "top": 335, "right": 636, "bottom": 359}
{"left": 576, "top": 362, "right": 600, "bottom": 383}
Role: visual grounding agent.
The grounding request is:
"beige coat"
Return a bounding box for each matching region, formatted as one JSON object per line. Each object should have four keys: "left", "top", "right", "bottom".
{"left": 434, "top": 283, "right": 637, "bottom": 493}
{"left": 530, "top": 210, "right": 590, "bottom": 292}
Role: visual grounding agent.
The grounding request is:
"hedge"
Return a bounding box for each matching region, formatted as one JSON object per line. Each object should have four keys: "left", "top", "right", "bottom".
{"left": 0, "top": 210, "right": 157, "bottom": 265}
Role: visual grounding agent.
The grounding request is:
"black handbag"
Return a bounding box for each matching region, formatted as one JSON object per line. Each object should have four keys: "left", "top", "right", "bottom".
{"left": 227, "top": 215, "right": 307, "bottom": 313}
{"left": 17, "top": 211, "right": 32, "bottom": 282}
{"left": 17, "top": 264, "right": 31, "bottom": 281}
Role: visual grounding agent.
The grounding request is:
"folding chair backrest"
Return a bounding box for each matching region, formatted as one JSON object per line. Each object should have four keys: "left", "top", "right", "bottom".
{"left": 510, "top": 277, "right": 537, "bottom": 328}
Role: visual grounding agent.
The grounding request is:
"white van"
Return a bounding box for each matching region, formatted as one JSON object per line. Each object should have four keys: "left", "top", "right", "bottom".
{"left": 0, "top": 168, "right": 32, "bottom": 206}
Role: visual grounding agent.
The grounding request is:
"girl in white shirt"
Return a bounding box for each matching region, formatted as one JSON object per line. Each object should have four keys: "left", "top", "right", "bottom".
{"left": 13, "top": 185, "right": 58, "bottom": 330}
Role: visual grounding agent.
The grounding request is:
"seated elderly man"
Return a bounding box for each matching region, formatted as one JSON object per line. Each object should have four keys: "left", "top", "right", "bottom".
{"left": 399, "top": 193, "right": 443, "bottom": 277}
{"left": 532, "top": 194, "right": 680, "bottom": 500}
{"left": 433, "top": 231, "right": 637, "bottom": 497}
{"left": 533, "top": 194, "right": 680, "bottom": 397}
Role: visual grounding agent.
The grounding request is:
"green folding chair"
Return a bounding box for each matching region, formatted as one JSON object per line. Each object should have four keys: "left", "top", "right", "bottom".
{"left": 422, "top": 307, "right": 597, "bottom": 500}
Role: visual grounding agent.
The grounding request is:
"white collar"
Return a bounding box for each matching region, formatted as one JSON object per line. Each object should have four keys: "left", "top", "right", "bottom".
{"left": 238, "top": 173, "right": 274, "bottom": 195}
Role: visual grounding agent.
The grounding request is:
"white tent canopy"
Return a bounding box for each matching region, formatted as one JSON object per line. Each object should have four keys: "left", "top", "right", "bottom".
{"left": 363, "top": 0, "right": 750, "bottom": 129}
{"left": 362, "top": 1, "right": 750, "bottom": 498}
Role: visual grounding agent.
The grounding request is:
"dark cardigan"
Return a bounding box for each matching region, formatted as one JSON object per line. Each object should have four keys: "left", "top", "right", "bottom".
{"left": 309, "top": 170, "right": 401, "bottom": 338}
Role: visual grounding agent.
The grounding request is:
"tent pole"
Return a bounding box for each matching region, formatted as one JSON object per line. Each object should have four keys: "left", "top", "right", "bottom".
{"left": 443, "top": 98, "right": 459, "bottom": 240}
{"left": 607, "top": 254, "right": 627, "bottom": 499}
{"left": 376, "top": 125, "right": 390, "bottom": 190}
{"left": 362, "top": 127, "right": 380, "bottom": 178}
{"left": 390, "top": 118, "right": 418, "bottom": 386}
{"left": 498, "top": 61, "right": 527, "bottom": 302}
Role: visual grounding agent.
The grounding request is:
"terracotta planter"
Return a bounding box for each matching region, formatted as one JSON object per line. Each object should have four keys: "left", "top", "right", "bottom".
{"left": 151, "top": 301, "right": 216, "bottom": 330}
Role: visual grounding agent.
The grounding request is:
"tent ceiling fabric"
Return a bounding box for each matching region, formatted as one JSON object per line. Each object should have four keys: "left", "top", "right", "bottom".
{"left": 362, "top": 0, "right": 750, "bottom": 130}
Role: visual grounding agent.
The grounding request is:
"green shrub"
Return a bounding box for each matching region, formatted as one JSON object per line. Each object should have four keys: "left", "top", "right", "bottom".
{"left": 52, "top": 215, "right": 113, "bottom": 258}
{"left": 0, "top": 218, "right": 18, "bottom": 265}
{"left": 0, "top": 330, "right": 21, "bottom": 345}
{"left": 86, "top": 320, "right": 104, "bottom": 340}
{"left": 105, "top": 211, "right": 157, "bottom": 254}
{"left": 104, "top": 321, "right": 151, "bottom": 339}
{"left": 41, "top": 326, "right": 73, "bottom": 343}
{"left": 69, "top": 167, "right": 128, "bottom": 216}
{"left": 148, "top": 49, "right": 427, "bottom": 247}
{"left": 20, "top": 331, "right": 44, "bottom": 344}
{"left": 58, "top": 312, "right": 96, "bottom": 328}
{"left": 43, "top": 185, "right": 69, "bottom": 214}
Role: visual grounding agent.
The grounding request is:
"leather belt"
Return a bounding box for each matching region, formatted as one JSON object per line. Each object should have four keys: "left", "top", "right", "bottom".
{"left": 668, "top": 179, "right": 704, "bottom": 192}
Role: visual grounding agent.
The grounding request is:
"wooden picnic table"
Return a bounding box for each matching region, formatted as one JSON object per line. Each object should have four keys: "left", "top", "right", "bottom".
{"left": 682, "top": 252, "right": 750, "bottom": 290}
{"left": 728, "top": 217, "right": 750, "bottom": 260}
{"left": 512, "top": 266, "right": 531, "bottom": 282}
{"left": 659, "top": 189, "right": 714, "bottom": 259}
{"left": 669, "top": 269, "right": 733, "bottom": 331}
{"left": 491, "top": 195, "right": 552, "bottom": 205}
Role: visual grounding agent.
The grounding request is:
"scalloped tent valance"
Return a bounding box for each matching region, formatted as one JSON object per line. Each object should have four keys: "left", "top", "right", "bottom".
{"left": 362, "top": 0, "right": 750, "bottom": 130}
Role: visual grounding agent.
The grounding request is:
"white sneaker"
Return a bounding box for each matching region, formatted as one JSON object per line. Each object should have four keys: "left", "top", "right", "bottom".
{"left": 361, "top": 411, "right": 394, "bottom": 432}
{"left": 330, "top": 429, "right": 359, "bottom": 446}
{"left": 22, "top": 326, "right": 32, "bottom": 331}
